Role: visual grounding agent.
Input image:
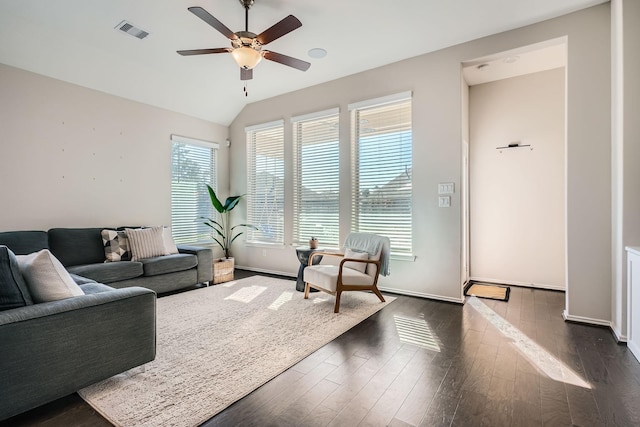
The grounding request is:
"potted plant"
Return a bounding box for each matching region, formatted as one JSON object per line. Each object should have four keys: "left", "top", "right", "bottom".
{"left": 202, "top": 184, "right": 257, "bottom": 283}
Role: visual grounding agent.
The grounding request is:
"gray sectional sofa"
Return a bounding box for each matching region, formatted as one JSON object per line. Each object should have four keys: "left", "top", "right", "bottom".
{"left": 0, "top": 227, "right": 214, "bottom": 421}
{"left": 0, "top": 227, "right": 214, "bottom": 294}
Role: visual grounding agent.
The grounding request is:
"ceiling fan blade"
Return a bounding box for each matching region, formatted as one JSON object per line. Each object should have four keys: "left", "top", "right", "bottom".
{"left": 188, "top": 6, "right": 238, "bottom": 40}
{"left": 241, "top": 68, "right": 253, "bottom": 81}
{"left": 256, "top": 15, "right": 302, "bottom": 45}
{"left": 177, "top": 48, "right": 230, "bottom": 56}
{"left": 263, "top": 51, "right": 311, "bottom": 71}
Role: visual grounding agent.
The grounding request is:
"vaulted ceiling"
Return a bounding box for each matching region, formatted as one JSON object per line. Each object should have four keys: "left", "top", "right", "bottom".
{"left": 0, "top": 0, "right": 607, "bottom": 125}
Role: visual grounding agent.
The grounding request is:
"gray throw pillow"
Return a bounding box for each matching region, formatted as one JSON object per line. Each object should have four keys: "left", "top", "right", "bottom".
{"left": 0, "top": 245, "right": 33, "bottom": 311}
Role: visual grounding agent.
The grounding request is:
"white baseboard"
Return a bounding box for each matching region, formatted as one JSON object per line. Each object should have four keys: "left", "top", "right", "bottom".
{"left": 610, "top": 324, "right": 628, "bottom": 343}
{"left": 235, "top": 265, "right": 296, "bottom": 278}
{"left": 378, "top": 286, "right": 464, "bottom": 304}
{"left": 628, "top": 341, "right": 640, "bottom": 363}
{"left": 562, "top": 310, "right": 611, "bottom": 327}
{"left": 236, "top": 267, "right": 465, "bottom": 304}
{"left": 470, "top": 277, "right": 565, "bottom": 291}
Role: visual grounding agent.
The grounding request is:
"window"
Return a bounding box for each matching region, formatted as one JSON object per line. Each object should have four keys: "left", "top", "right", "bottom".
{"left": 246, "top": 120, "right": 285, "bottom": 244}
{"left": 170, "top": 134, "right": 218, "bottom": 244}
{"left": 292, "top": 109, "right": 340, "bottom": 247}
{"left": 350, "top": 92, "right": 413, "bottom": 255}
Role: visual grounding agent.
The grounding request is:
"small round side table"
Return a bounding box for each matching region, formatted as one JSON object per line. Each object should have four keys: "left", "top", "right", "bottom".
{"left": 295, "top": 247, "right": 323, "bottom": 292}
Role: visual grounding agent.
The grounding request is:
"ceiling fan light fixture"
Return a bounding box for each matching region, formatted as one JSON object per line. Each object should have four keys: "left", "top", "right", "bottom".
{"left": 231, "top": 46, "right": 263, "bottom": 69}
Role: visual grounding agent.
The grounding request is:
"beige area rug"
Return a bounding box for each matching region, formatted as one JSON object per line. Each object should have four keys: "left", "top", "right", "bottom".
{"left": 79, "top": 276, "right": 395, "bottom": 427}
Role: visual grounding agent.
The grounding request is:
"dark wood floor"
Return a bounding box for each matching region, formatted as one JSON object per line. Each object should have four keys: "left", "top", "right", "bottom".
{"left": 4, "top": 272, "right": 640, "bottom": 427}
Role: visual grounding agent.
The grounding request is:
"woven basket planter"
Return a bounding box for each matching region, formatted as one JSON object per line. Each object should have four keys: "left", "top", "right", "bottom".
{"left": 213, "top": 257, "right": 234, "bottom": 284}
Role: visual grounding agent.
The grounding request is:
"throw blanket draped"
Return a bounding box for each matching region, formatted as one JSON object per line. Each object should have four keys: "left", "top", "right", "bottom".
{"left": 344, "top": 233, "right": 391, "bottom": 276}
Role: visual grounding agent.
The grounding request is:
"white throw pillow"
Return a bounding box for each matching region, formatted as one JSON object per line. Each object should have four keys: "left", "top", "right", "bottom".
{"left": 343, "top": 248, "right": 369, "bottom": 274}
{"left": 125, "top": 226, "right": 166, "bottom": 261}
{"left": 16, "top": 250, "right": 84, "bottom": 303}
{"left": 163, "top": 226, "right": 179, "bottom": 255}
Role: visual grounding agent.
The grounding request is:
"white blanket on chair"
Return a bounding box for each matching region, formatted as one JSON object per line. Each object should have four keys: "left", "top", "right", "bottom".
{"left": 344, "top": 233, "right": 391, "bottom": 276}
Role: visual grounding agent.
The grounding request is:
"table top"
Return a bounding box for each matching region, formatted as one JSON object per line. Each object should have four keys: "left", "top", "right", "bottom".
{"left": 295, "top": 246, "right": 324, "bottom": 253}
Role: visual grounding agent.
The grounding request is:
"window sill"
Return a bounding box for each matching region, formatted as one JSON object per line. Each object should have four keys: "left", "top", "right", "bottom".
{"left": 245, "top": 241, "right": 288, "bottom": 250}
{"left": 390, "top": 254, "right": 416, "bottom": 262}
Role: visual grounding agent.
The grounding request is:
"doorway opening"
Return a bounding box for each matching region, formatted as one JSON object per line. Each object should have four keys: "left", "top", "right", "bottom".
{"left": 460, "top": 38, "right": 568, "bottom": 301}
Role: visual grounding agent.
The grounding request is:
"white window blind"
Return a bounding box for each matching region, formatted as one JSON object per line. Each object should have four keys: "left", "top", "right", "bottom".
{"left": 350, "top": 94, "right": 413, "bottom": 255}
{"left": 246, "top": 121, "right": 285, "bottom": 244}
{"left": 170, "top": 135, "right": 218, "bottom": 244}
{"left": 292, "top": 108, "right": 340, "bottom": 246}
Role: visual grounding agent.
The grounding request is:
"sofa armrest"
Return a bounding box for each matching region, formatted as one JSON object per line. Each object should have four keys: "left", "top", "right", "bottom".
{"left": 178, "top": 245, "right": 213, "bottom": 283}
{"left": 0, "top": 287, "right": 156, "bottom": 421}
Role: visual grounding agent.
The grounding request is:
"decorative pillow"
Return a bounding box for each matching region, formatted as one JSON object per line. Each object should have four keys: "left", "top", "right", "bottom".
{"left": 16, "top": 249, "right": 84, "bottom": 303}
{"left": 101, "top": 229, "right": 131, "bottom": 262}
{"left": 343, "top": 248, "right": 369, "bottom": 274}
{"left": 126, "top": 226, "right": 166, "bottom": 261}
{"left": 0, "top": 245, "right": 33, "bottom": 311}
{"left": 162, "top": 226, "right": 179, "bottom": 255}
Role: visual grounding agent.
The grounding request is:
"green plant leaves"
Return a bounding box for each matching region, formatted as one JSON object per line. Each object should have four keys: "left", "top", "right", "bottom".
{"left": 203, "top": 185, "right": 256, "bottom": 258}
{"left": 207, "top": 184, "right": 225, "bottom": 213}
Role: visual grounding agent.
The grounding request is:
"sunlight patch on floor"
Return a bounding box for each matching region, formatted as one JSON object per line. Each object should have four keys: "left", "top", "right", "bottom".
{"left": 393, "top": 314, "right": 441, "bottom": 352}
{"left": 224, "top": 285, "right": 267, "bottom": 303}
{"left": 467, "top": 296, "right": 592, "bottom": 389}
{"left": 312, "top": 297, "right": 329, "bottom": 304}
{"left": 222, "top": 280, "right": 238, "bottom": 288}
{"left": 268, "top": 291, "right": 293, "bottom": 310}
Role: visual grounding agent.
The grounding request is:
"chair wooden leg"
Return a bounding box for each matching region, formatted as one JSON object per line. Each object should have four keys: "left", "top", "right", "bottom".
{"left": 372, "top": 287, "right": 385, "bottom": 303}
{"left": 304, "top": 282, "right": 310, "bottom": 299}
{"left": 334, "top": 291, "right": 342, "bottom": 313}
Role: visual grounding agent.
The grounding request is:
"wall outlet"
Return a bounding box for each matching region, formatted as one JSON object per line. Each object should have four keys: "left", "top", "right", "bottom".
{"left": 262, "top": 249, "right": 267, "bottom": 257}
{"left": 438, "top": 196, "right": 451, "bottom": 208}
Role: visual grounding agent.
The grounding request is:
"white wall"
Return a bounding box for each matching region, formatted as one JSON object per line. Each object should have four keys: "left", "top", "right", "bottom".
{"left": 229, "top": 5, "right": 612, "bottom": 315}
{"left": 611, "top": 0, "right": 640, "bottom": 340}
{"left": 469, "top": 68, "right": 566, "bottom": 290}
{"left": 0, "top": 63, "right": 229, "bottom": 233}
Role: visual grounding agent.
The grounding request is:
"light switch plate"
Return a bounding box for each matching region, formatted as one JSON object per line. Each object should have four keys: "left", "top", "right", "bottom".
{"left": 438, "top": 182, "right": 455, "bottom": 194}
{"left": 438, "top": 196, "right": 451, "bottom": 208}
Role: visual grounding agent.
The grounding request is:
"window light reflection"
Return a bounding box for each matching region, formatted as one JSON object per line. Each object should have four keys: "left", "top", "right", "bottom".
{"left": 224, "top": 285, "right": 266, "bottom": 303}
{"left": 467, "top": 296, "right": 591, "bottom": 389}
{"left": 393, "top": 314, "right": 441, "bottom": 352}
{"left": 268, "top": 291, "right": 293, "bottom": 310}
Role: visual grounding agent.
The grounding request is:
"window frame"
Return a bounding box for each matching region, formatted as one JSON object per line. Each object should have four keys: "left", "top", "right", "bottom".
{"left": 170, "top": 134, "right": 219, "bottom": 245}
{"left": 291, "top": 107, "right": 341, "bottom": 247}
{"left": 245, "top": 120, "right": 286, "bottom": 245}
{"left": 348, "top": 92, "right": 414, "bottom": 258}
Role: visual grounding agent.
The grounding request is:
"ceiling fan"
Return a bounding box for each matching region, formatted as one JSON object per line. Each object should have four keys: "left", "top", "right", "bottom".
{"left": 177, "top": 0, "right": 311, "bottom": 83}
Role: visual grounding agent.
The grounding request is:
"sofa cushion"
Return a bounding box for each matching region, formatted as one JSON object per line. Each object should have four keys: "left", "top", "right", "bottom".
{"left": 343, "top": 248, "right": 369, "bottom": 273}
{"left": 140, "top": 254, "right": 198, "bottom": 277}
{"left": 67, "top": 261, "right": 143, "bottom": 284}
{"left": 48, "top": 228, "right": 106, "bottom": 267}
{"left": 126, "top": 227, "right": 166, "bottom": 261}
{"left": 304, "top": 265, "right": 374, "bottom": 292}
{"left": 101, "top": 229, "right": 132, "bottom": 262}
{"left": 0, "top": 231, "right": 49, "bottom": 255}
{"left": 0, "top": 246, "right": 33, "bottom": 311}
{"left": 16, "top": 249, "right": 85, "bottom": 303}
{"left": 79, "top": 282, "right": 117, "bottom": 295}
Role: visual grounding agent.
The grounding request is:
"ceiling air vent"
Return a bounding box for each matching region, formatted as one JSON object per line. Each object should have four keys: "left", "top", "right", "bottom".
{"left": 115, "top": 20, "right": 149, "bottom": 40}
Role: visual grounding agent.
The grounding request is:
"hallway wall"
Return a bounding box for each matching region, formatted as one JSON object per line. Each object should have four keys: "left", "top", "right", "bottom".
{"left": 469, "top": 68, "right": 566, "bottom": 289}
